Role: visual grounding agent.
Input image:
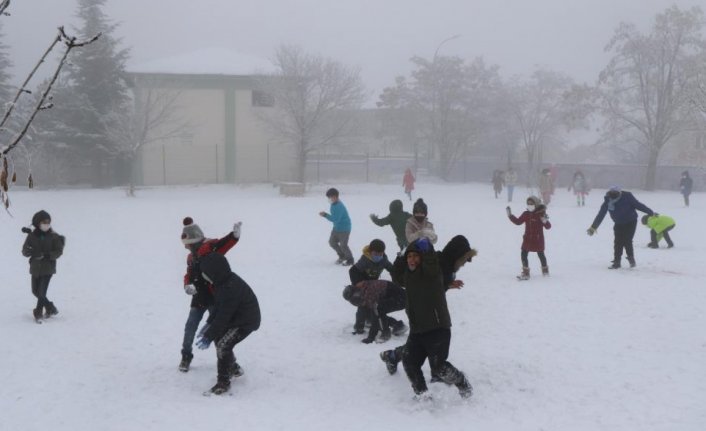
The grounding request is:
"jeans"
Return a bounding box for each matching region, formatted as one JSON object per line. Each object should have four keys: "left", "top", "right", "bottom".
{"left": 329, "top": 230, "right": 353, "bottom": 261}
{"left": 31, "top": 275, "right": 53, "bottom": 310}
{"left": 182, "top": 306, "right": 211, "bottom": 356}
{"left": 507, "top": 185, "right": 514, "bottom": 202}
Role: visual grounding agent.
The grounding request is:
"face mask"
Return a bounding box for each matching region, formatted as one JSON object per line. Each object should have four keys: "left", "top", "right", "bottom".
{"left": 39, "top": 223, "right": 51, "bottom": 232}
{"left": 371, "top": 254, "right": 384, "bottom": 263}
{"left": 414, "top": 215, "right": 425, "bottom": 223}
{"left": 328, "top": 198, "right": 335, "bottom": 204}
{"left": 526, "top": 205, "right": 535, "bottom": 212}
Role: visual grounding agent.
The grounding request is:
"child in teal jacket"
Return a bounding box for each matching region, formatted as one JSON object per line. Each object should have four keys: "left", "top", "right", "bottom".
{"left": 641, "top": 214, "right": 676, "bottom": 248}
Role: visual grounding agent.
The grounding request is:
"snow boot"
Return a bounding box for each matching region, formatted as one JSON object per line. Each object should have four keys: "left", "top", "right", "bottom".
{"left": 392, "top": 321, "right": 408, "bottom": 336}
{"left": 209, "top": 379, "right": 231, "bottom": 395}
{"left": 377, "top": 329, "right": 392, "bottom": 343}
{"left": 517, "top": 267, "right": 530, "bottom": 280}
{"left": 627, "top": 256, "right": 636, "bottom": 268}
{"left": 379, "top": 350, "right": 399, "bottom": 375}
{"left": 541, "top": 266, "right": 549, "bottom": 276}
{"left": 44, "top": 302, "right": 58, "bottom": 318}
{"left": 33, "top": 307, "right": 43, "bottom": 322}
{"left": 608, "top": 260, "right": 621, "bottom": 269}
{"left": 179, "top": 352, "right": 193, "bottom": 372}
{"left": 229, "top": 361, "right": 244, "bottom": 378}
{"left": 647, "top": 242, "right": 658, "bottom": 249}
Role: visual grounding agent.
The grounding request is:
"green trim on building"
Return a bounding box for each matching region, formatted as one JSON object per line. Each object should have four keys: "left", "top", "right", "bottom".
{"left": 224, "top": 88, "right": 236, "bottom": 182}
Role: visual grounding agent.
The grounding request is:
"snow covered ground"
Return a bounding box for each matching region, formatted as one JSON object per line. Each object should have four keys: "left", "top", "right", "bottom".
{"left": 1, "top": 181, "right": 704, "bottom": 431}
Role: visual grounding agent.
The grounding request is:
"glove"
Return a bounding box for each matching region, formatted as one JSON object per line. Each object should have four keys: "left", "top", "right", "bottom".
{"left": 184, "top": 284, "right": 197, "bottom": 295}
{"left": 21, "top": 227, "right": 32, "bottom": 234}
{"left": 233, "top": 221, "right": 242, "bottom": 238}
{"left": 369, "top": 213, "right": 377, "bottom": 220}
{"left": 506, "top": 206, "right": 512, "bottom": 217}
{"left": 416, "top": 238, "right": 431, "bottom": 253}
{"left": 587, "top": 227, "right": 596, "bottom": 236}
{"left": 195, "top": 336, "right": 212, "bottom": 350}
{"left": 540, "top": 215, "right": 549, "bottom": 224}
{"left": 361, "top": 336, "right": 375, "bottom": 344}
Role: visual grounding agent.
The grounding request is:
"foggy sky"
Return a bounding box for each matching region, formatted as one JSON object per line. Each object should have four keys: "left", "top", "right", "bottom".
{"left": 3, "top": 0, "right": 700, "bottom": 104}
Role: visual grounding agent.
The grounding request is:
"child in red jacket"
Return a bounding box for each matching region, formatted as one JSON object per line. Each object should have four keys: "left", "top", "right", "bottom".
{"left": 507, "top": 196, "right": 551, "bottom": 280}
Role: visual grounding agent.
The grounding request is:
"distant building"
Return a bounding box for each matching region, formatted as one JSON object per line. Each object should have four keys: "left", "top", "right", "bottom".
{"left": 127, "top": 48, "right": 297, "bottom": 185}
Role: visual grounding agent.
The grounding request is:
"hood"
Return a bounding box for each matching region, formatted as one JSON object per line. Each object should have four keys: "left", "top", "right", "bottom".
{"left": 441, "top": 235, "right": 471, "bottom": 264}
{"left": 526, "top": 196, "right": 541, "bottom": 207}
{"left": 199, "top": 253, "right": 232, "bottom": 285}
{"left": 31, "top": 210, "right": 51, "bottom": 228}
{"left": 389, "top": 199, "right": 403, "bottom": 214}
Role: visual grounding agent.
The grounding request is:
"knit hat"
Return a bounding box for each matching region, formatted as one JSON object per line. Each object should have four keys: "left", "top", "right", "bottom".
{"left": 31, "top": 210, "right": 51, "bottom": 228}
{"left": 412, "top": 198, "right": 427, "bottom": 215}
{"left": 181, "top": 217, "right": 204, "bottom": 245}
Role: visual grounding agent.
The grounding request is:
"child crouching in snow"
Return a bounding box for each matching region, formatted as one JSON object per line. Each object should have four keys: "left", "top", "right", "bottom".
{"left": 641, "top": 214, "right": 675, "bottom": 248}
{"left": 507, "top": 196, "right": 551, "bottom": 280}
{"left": 342, "top": 280, "right": 407, "bottom": 343}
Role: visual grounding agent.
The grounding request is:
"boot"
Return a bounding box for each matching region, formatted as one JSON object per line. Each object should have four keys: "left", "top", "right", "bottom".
{"left": 438, "top": 364, "right": 473, "bottom": 399}
{"left": 392, "top": 321, "right": 408, "bottom": 336}
{"left": 33, "top": 307, "right": 43, "bottom": 321}
{"left": 517, "top": 267, "right": 530, "bottom": 280}
{"left": 209, "top": 379, "right": 231, "bottom": 395}
{"left": 608, "top": 260, "right": 621, "bottom": 269}
{"left": 647, "top": 242, "right": 658, "bottom": 249}
{"left": 379, "top": 350, "right": 399, "bottom": 375}
{"left": 229, "top": 361, "right": 244, "bottom": 378}
{"left": 377, "top": 329, "right": 391, "bottom": 343}
{"left": 44, "top": 302, "right": 58, "bottom": 318}
{"left": 627, "top": 256, "right": 636, "bottom": 268}
{"left": 178, "top": 352, "right": 193, "bottom": 372}
{"left": 541, "top": 266, "right": 549, "bottom": 276}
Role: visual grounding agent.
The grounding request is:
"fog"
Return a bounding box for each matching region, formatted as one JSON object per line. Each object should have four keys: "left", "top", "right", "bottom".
{"left": 3, "top": 0, "right": 698, "bottom": 99}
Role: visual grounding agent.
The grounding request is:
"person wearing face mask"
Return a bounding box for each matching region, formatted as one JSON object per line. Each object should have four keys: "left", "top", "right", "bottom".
{"left": 319, "top": 187, "right": 354, "bottom": 266}
{"left": 405, "top": 198, "right": 438, "bottom": 246}
{"left": 587, "top": 186, "right": 653, "bottom": 269}
{"left": 178, "top": 217, "right": 242, "bottom": 373}
{"left": 507, "top": 196, "right": 551, "bottom": 280}
{"left": 21, "top": 210, "right": 65, "bottom": 323}
{"left": 346, "top": 239, "right": 406, "bottom": 342}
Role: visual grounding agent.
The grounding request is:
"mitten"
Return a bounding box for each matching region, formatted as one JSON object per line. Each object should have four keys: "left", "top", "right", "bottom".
{"left": 233, "top": 221, "right": 242, "bottom": 238}
{"left": 506, "top": 206, "right": 512, "bottom": 217}
{"left": 184, "top": 284, "right": 197, "bottom": 295}
{"left": 587, "top": 227, "right": 596, "bottom": 236}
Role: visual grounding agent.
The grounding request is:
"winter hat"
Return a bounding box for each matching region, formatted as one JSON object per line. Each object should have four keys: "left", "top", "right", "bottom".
{"left": 413, "top": 198, "right": 428, "bottom": 215}
{"left": 325, "top": 188, "right": 339, "bottom": 198}
{"left": 181, "top": 217, "right": 204, "bottom": 245}
{"left": 31, "top": 210, "right": 51, "bottom": 228}
{"left": 526, "top": 196, "right": 541, "bottom": 206}
{"left": 369, "top": 239, "right": 386, "bottom": 253}
{"left": 609, "top": 185, "right": 622, "bottom": 192}
{"left": 199, "top": 252, "right": 232, "bottom": 285}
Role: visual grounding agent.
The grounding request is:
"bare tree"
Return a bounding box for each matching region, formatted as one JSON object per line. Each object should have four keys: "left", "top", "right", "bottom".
{"left": 598, "top": 5, "right": 705, "bottom": 190}
{"left": 259, "top": 45, "right": 366, "bottom": 183}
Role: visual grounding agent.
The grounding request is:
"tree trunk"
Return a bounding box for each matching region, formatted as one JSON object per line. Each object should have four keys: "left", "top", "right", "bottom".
{"left": 296, "top": 148, "right": 306, "bottom": 183}
{"left": 644, "top": 146, "right": 660, "bottom": 191}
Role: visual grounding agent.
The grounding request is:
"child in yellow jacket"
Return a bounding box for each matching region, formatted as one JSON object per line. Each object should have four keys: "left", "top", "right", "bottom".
{"left": 641, "top": 214, "right": 675, "bottom": 248}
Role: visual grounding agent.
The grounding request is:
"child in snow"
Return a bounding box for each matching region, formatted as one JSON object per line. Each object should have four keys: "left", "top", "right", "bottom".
{"left": 405, "top": 198, "right": 438, "bottom": 246}
{"left": 492, "top": 169, "right": 505, "bottom": 199}
{"left": 370, "top": 199, "right": 412, "bottom": 252}
{"left": 539, "top": 168, "right": 555, "bottom": 205}
{"left": 179, "top": 217, "right": 242, "bottom": 372}
{"left": 641, "top": 214, "right": 676, "bottom": 249}
{"left": 679, "top": 171, "right": 693, "bottom": 207}
{"left": 504, "top": 168, "right": 518, "bottom": 203}
{"left": 21, "top": 210, "right": 65, "bottom": 322}
{"left": 403, "top": 168, "right": 415, "bottom": 201}
{"left": 319, "top": 187, "right": 354, "bottom": 266}
{"left": 568, "top": 170, "right": 590, "bottom": 206}
{"left": 587, "top": 186, "right": 653, "bottom": 269}
{"left": 347, "top": 239, "right": 406, "bottom": 342}
{"left": 380, "top": 235, "right": 477, "bottom": 380}
{"left": 384, "top": 238, "right": 473, "bottom": 399}
{"left": 195, "top": 252, "right": 260, "bottom": 395}
{"left": 507, "top": 196, "right": 551, "bottom": 279}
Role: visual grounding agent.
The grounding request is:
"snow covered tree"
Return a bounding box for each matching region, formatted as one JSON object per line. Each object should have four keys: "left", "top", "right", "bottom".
{"left": 43, "top": 0, "right": 130, "bottom": 186}
{"left": 598, "top": 5, "right": 706, "bottom": 190}
{"left": 259, "top": 45, "right": 366, "bottom": 183}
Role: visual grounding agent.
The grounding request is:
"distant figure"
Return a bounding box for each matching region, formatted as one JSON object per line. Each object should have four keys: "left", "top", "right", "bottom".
{"left": 402, "top": 168, "right": 416, "bottom": 201}
{"left": 492, "top": 170, "right": 505, "bottom": 199}
{"left": 587, "top": 186, "right": 654, "bottom": 269}
{"left": 506, "top": 196, "right": 551, "bottom": 280}
{"left": 679, "top": 170, "right": 693, "bottom": 207}
{"left": 539, "top": 168, "right": 555, "bottom": 206}
{"left": 641, "top": 214, "right": 675, "bottom": 249}
{"left": 568, "top": 170, "right": 590, "bottom": 206}
{"left": 504, "top": 168, "right": 518, "bottom": 202}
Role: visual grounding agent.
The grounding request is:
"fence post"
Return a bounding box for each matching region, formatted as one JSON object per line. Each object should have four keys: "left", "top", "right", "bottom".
{"left": 162, "top": 144, "right": 167, "bottom": 185}
{"left": 317, "top": 151, "right": 321, "bottom": 184}
{"left": 366, "top": 153, "right": 370, "bottom": 182}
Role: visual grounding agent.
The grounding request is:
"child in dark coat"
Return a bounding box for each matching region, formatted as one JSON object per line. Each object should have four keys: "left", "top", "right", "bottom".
{"left": 507, "top": 196, "right": 551, "bottom": 279}
{"left": 347, "top": 239, "right": 406, "bottom": 342}
{"left": 179, "top": 217, "right": 241, "bottom": 372}
{"left": 21, "top": 210, "right": 65, "bottom": 322}
{"left": 195, "top": 253, "right": 261, "bottom": 395}
{"left": 370, "top": 200, "right": 412, "bottom": 251}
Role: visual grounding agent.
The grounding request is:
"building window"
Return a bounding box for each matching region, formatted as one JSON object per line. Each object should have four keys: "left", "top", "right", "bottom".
{"left": 252, "top": 90, "right": 275, "bottom": 107}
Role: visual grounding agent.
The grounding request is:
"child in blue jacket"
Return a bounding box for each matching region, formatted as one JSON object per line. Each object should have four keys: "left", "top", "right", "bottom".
{"left": 319, "top": 188, "right": 354, "bottom": 265}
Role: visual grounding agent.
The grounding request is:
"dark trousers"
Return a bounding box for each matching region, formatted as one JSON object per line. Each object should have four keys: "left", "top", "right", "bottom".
{"left": 31, "top": 275, "right": 53, "bottom": 310}
{"left": 683, "top": 193, "right": 690, "bottom": 206}
{"left": 402, "top": 328, "right": 467, "bottom": 394}
{"left": 215, "top": 327, "right": 252, "bottom": 382}
{"left": 521, "top": 249, "right": 547, "bottom": 268}
{"left": 650, "top": 224, "right": 675, "bottom": 247}
{"left": 354, "top": 284, "right": 406, "bottom": 337}
{"left": 613, "top": 220, "right": 637, "bottom": 262}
